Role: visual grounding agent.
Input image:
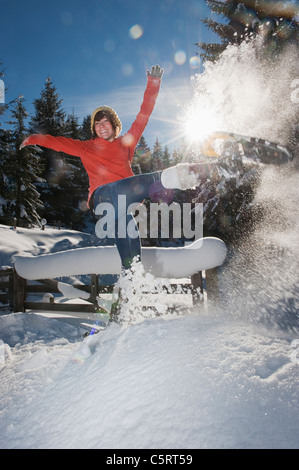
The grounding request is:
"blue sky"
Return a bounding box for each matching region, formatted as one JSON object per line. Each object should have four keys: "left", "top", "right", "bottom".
{"left": 1, "top": 0, "right": 220, "bottom": 149}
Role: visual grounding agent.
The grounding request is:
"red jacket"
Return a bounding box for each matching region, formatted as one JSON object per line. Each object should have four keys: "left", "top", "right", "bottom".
{"left": 22, "top": 76, "right": 161, "bottom": 205}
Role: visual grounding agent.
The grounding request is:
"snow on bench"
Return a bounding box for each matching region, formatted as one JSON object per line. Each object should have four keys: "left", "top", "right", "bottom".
{"left": 13, "top": 237, "right": 227, "bottom": 280}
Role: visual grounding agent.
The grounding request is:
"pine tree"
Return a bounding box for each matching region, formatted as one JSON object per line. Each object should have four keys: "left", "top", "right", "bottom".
{"left": 30, "top": 77, "right": 70, "bottom": 227}
{"left": 0, "top": 128, "right": 13, "bottom": 223}
{"left": 171, "top": 138, "right": 188, "bottom": 165}
{"left": 30, "top": 77, "right": 66, "bottom": 135}
{"left": 62, "top": 112, "right": 91, "bottom": 229}
{"left": 197, "top": 0, "right": 299, "bottom": 62}
{"left": 81, "top": 115, "right": 92, "bottom": 141}
{"left": 162, "top": 145, "right": 171, "bottom": 169}
{"left": 133, "top": 135, "right": 152, "bottom": 173}
{"left": 151, "top": 138, "right": 164, "bottom": 171}
{"left": 65, "top": 112, "right": 81, "bottom": 139}
{"left": 7, "top": 96, "right": 43, "bottom": 227}
{"left": 30, "top": 76, "right": 66, "bottom": 180}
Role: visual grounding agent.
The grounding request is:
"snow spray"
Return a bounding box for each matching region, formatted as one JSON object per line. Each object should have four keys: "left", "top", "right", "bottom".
{"left": 187, "top": 36, "right": 299, "bottom": 331}
{"left": 112, "top": 258, "right": 190, "bottom": 325}
{"left": 185, "top": 36, "right": 299, "bottom": 147}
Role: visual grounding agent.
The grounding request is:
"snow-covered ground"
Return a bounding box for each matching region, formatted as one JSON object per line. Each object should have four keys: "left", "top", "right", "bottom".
{"left": 1, "top": 311, "right": 298, "bottom": 449}
{"left": 0, "top": 165, "right": 298, "bottom": 449}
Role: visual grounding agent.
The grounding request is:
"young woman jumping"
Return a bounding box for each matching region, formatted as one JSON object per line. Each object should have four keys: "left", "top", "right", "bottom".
{"left": 21, "top": 65, "right": 201, "bottom": 318}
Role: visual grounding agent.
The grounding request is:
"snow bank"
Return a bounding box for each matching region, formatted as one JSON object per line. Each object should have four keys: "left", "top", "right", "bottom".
{"left": 0, "top": 312, "right": 298, "bottom": 449}
{"left": 0, "top": 224, "right": 93, "bottom": 268}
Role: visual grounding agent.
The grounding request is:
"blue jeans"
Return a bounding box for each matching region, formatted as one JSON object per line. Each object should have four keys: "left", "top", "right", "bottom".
{"left": 91, "top": 172, "right": 175, "bottom": 271}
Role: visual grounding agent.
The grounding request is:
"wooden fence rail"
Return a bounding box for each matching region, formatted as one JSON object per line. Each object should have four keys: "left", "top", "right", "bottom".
{"left": 0, "top": 267, "right": 205, "bottom": 314}
{"left": 0, "top": 267, "right": 14, "bottom": 311}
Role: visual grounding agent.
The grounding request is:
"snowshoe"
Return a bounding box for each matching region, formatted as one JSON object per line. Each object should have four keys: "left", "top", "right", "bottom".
{"left": 161, "top": 131, "right": 293, "bottom": 190}
{"left": 199, "top": 131, "right": 293, "bottom": 164}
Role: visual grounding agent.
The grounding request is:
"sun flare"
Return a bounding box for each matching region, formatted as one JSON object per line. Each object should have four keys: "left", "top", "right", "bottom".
{"left": 183, "top": 105, "right": 221, "bottom": 144}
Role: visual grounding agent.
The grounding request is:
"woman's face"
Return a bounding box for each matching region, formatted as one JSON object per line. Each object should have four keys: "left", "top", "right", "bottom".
{"left": 94, "top": 117, "right": 115, "bottom": 141}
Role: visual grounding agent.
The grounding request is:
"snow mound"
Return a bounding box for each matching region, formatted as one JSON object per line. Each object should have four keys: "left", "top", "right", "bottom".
{"left": 0, "top": 312, "right": 298, "bottom": 449}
